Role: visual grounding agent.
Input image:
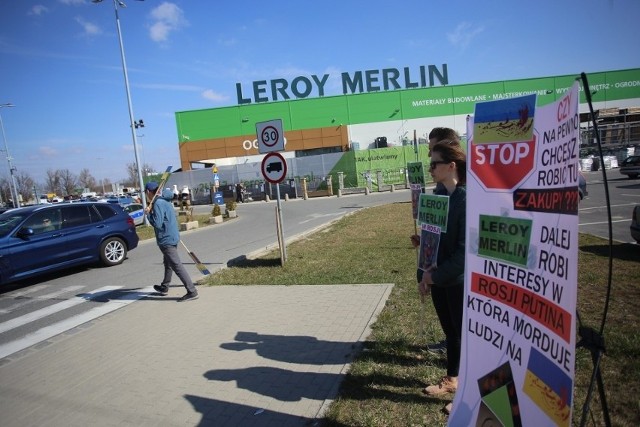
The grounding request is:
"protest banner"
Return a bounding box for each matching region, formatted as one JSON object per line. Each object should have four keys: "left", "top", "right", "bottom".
{"left": 450, "top": 83, "right": 580, "bottom": 427}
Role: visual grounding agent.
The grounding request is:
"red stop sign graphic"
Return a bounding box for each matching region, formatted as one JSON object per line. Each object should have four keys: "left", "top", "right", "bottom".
{"left": 469, "top": 135, "right": 536, "bottom": 191}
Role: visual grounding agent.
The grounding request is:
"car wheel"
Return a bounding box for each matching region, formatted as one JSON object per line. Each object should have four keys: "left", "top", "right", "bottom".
{"left": 100, "top": 237, "right": 127, "bottom": 266}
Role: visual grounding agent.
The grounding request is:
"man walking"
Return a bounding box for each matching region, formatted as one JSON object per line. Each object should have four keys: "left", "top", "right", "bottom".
{"left": 144, "top": 182, "right": 199, "bottom": 302}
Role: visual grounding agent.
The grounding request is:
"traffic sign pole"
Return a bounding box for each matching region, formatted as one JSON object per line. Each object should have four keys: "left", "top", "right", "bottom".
{"left": 256, "top": 119, "right": 287, "bottom": 265}
{"left": 275, "top": 185, "right": 286, "bottom": 264}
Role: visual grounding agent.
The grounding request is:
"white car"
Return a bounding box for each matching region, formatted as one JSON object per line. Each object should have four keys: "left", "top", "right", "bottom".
{"left": 123, "top": 203, "right": 144, "bottom": 226}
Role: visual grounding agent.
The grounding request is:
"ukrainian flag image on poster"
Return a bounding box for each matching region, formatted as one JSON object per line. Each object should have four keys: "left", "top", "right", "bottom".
{"left": 523, "top": 348, "right": 572, "bottom": 426}
{"left": 473, "top": 94, "right": 536, "bottom": 144}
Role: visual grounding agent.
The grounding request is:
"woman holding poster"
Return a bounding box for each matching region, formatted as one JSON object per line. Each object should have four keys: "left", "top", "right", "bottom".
{"left": 418, "top": 140, "right": 467, "bottom": 413}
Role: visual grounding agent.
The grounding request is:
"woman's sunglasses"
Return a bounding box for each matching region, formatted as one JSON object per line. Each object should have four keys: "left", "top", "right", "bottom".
{"left": 429, "top": 161, "right": 449, "bottom": 170}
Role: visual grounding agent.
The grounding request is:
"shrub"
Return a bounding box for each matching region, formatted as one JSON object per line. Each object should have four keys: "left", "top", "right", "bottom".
{"left": 212, "top": 204, "right": 222, "bottom": 216}
{"left": 225, "top": 200, "right": 237, "bottom": 211}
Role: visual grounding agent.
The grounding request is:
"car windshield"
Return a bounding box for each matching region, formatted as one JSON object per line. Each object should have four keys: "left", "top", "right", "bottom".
{"left": 0, "top": 211, "right": 29, "bottom": 238}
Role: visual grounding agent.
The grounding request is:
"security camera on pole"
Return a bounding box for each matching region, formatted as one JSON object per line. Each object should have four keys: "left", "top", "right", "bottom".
{"left": 256, "top": 119, "right": 287, "bottom": 264}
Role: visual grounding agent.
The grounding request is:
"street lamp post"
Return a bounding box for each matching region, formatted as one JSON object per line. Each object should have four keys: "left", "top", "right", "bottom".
{"left": 93, "top": 0, "right": 148, "bottom": 224}
{"left": 0, "top": 103, "right": 20, "bottom": 208}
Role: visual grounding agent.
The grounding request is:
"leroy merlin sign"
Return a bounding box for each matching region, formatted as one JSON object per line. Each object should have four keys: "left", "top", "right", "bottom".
{"left": 236, "top": 64, "right": 449, "bottom": 104}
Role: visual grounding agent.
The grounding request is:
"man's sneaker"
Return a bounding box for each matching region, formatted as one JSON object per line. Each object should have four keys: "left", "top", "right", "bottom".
{"left": 153, "top": 284, "right": 169, "bottom": 295}
{"left": 444, "top": 402, "right": 453, "bottom": 414}
{"left": 427, "top": 340, "right": 447, "bottom": 355}
{"left": 422, "top": 376, "right": 458, "bottom": 396}
{"left": 177, "top": 292, "right": 199, "bottom": 302}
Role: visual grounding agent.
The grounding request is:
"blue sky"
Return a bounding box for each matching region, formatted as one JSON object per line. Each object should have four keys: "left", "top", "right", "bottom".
{"left": 1, "top": 0, "right": 639, "bottom": 184}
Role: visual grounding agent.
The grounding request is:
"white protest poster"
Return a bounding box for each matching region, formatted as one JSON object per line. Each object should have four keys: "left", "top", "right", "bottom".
{"left": 450, "top": 83, "right": 580, "bottom": 427}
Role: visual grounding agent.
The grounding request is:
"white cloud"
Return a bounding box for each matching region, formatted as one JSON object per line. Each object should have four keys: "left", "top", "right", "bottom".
{"left": 148, "top": 2, "right": 188, "bottom": 43}
{"left": 59, "top": 0, "right": 86, "bottom": 5}
{"left": 202, "top": 89, "right": 228, "bottom": 102}
{"left": 38, "top": 146, "right": 59, "bottom": 156}
{"left": 28, "top": 5, "right": 49, "bottom": 16}
{"left": 322, "top": 66, "right": 343, "bottom": 96}
{"left": 137, "top": 83, "right": 203, "bottom": 92}
{"left": 446, "top": 22, "right": 484, "bottom": 50}
{"left": 218, "top": 37, "right": 238, "bottom": 47}
{"left": 149, "top": 22, "right": 172, "bottom": 42}
{"left": 75, "top": 16, "right": 102, "bottom": 36}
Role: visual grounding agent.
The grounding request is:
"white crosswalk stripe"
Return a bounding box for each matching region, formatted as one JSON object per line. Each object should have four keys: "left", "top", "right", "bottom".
{"left": 0, "top": 285, "right": 155, "bottom": 360}
{"left": 0, "top": 285, "right": 85, "bottom": 315}
{"left": 0, "top": 286, "right": 120, "bottom": 334}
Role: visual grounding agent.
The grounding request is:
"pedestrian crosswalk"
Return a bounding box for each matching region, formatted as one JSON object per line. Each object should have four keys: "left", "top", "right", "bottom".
{"left": 0, "top": 285, "right": 85, "bottom": 315}
{"left": 0, "top": 285, "right": 155, "bottom": 360}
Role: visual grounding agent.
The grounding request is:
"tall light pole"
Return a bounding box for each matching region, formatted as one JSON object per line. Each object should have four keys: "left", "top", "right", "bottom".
{"left": 0, "top": 103, "right": 19, "bottom": 208}
{"left": 93, "top": 0, "right": 148, "bottom": 223}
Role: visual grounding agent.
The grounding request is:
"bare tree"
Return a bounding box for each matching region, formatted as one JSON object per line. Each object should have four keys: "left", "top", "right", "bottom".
{"left": 101, "top": 178, "right": 112, "bottom": 195}
{"left": 78, "top": 168, "right": 97, "bottom": 191}
{"left": 15, "top": 171, "right": 35, "bottom": 204}
{"left": 125, "top": 162, "right": 137, "bottom": 187}
{"left": 0, "top": 177, "right": 10, "bottom": 205}
{"left": 141, "top": 162, "right": 154, "bottom": 177}
{"left": 59, "top": 169, "right": 78, "bottom": 196}
{"left": 125, "top": 162, "right": 154, "bottom": 188}
{"left": 45, "top": 169, "right": 61, "bottom": 195}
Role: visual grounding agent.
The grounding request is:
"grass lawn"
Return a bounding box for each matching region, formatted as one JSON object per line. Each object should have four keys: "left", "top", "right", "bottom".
{"left": 190, "top": 201, "right": 638, "bottom": 426}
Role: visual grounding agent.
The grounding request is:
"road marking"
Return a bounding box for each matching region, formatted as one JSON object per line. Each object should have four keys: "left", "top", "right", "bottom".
{"left": 579, "top": 219, "right": 631, "bottom": 226}
{"left": 0, "top": 285, "right": 85, "bottom": 315}
{"left": 299, "top": 212, "right": 342, "bottom": 224}
{"left": 579, "top": 203, "right": 637, "bottom": 212}
{"left": 0, "top": 286, "right": 154, "bottom": 360}
{"left": 0, "top": 286, "right": 120, "bottom": 334}
{"left": 0, "top": 285, "right": 51, "bottom": 299}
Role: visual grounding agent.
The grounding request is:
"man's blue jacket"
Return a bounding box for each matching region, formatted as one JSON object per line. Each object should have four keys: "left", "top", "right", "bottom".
{"left": 147, "top": 188, "right": 180, "bottom": 247}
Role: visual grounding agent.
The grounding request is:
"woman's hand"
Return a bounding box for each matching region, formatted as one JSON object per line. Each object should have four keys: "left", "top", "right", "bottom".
{"left": 417, "top": 280, "right": 431, "bottom": 303}
{"left": 410, "top": 234, "right": 420, "bottom": 248}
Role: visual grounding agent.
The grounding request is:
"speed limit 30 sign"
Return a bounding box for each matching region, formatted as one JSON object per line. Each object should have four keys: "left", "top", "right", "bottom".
{"left": 256, "top": 119, "right": 285, "bottom": 154}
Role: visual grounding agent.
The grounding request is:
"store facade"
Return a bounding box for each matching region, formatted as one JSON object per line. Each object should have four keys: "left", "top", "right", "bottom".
{"left": 175, "top": 68, "right": 640, "bottom": 172}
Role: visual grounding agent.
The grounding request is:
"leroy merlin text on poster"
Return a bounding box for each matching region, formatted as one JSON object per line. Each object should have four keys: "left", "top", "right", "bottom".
{"left": 408, "top": 161, "right": 425, "bottom": 220}
{"left": 449, "top": 83, "right": 580, "bottom": 427}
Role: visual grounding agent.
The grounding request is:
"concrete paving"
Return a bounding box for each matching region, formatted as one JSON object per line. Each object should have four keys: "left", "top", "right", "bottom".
{"left": 0, "top": 283, "right": 393, "bottom": 426}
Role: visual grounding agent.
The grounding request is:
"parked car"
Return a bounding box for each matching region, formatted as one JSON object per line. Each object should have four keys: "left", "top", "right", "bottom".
{"left": 631, "top": 205, "right": 640, "bottom": 243}
{"left": 105, "top": 195, "right": 136, "bottom": 205}
{"left": 578, "top": 171, "right": 588, "bottom": 200}
{"left": 123, "top": 203, "right": 144, "bottom": 226}
{"left": 0, "top": 202, "right": 139, "bottom": 286}
{"left": 619, "top": 155, "right": 640, "bottom": 179}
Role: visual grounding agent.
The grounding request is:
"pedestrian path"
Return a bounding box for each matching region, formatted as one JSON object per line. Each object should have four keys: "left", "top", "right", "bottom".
{"left": 0, "top": 283, "right": 393, "bottom": 426}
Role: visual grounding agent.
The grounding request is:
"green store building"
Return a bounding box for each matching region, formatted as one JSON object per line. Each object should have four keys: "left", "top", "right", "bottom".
{"left": 170, "top": 68, "right": 640, "bottom": 199}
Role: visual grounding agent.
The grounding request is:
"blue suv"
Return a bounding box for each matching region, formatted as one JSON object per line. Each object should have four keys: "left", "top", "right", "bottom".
{"left": 0, "top": 202, "right": 139, "bottom": 286}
